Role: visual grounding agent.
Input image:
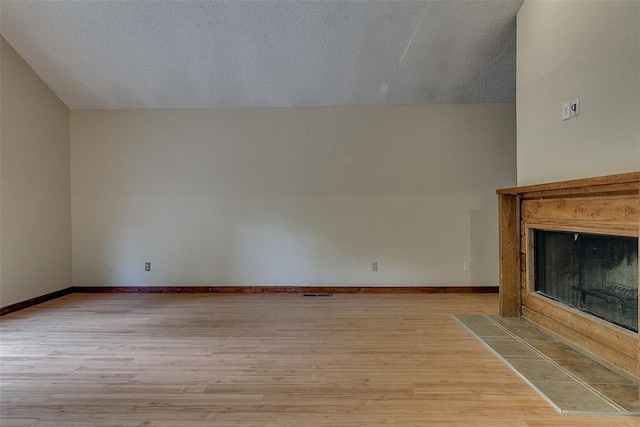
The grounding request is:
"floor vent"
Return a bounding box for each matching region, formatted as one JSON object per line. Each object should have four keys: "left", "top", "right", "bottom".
{"left": 302, "top": 293, "right": 333, "bottom": 297}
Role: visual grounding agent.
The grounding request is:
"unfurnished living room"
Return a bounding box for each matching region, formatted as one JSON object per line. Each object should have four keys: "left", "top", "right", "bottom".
{"left": 0, "top": 0, "right": 639, "bottom": 426}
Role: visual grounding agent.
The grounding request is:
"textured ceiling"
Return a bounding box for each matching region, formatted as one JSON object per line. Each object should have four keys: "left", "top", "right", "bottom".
{"left": 1, "top": 0, "right": 522, "bottom": 109}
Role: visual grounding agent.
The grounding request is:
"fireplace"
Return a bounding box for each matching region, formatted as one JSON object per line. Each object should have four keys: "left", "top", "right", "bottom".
{"left": 497, "top": 172, "right": 640, "bottom": 379}
{"left": 534, "top": 229, "right": 638, "bottom": 332}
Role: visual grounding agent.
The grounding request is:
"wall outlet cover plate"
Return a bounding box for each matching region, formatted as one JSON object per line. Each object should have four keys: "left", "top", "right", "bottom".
{"left": 570, "top": 98, "right": 580, "bottom": 117}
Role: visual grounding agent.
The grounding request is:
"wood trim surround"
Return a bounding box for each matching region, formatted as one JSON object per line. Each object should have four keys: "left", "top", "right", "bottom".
{"left": 522, "top": 306, "right": 638, "bottom": 378}
{"left": 497, "top": 171, "right": 640, "bottom": 196}
{"left": 0, "top": 287, "right": 74, "bottom": 316}
{"left": 0, "top": 286, "right": 498, "bottom": 316}
{"left": 521, "top": 195, "right": 638, "bottom": 228}
{"left": 498, "top": 194, "right": 521, "bottom": 317}
{"left": 497, "top": 171, "right": 640, "bottom": 380}
{"left": 522, "top": 292, "right": 637, "bottom": 358}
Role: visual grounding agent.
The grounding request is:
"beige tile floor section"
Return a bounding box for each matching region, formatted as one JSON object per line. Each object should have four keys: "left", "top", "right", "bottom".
{"left": 454, "top": 314, "right": 640, "bottom": 416}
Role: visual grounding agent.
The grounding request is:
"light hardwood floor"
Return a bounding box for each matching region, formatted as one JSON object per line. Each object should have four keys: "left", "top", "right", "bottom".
{"left": 1, "top": 293, "right": 639, "bottom": 426}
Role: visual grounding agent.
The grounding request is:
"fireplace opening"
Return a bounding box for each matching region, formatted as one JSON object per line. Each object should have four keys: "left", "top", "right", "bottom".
{"left": 534, "top": 229, "right": 639, "bottom": 332}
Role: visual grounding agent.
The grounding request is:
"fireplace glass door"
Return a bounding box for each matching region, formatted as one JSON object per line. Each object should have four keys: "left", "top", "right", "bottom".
{"left": 533, "top": 229, "right": 639, "bottom": 332}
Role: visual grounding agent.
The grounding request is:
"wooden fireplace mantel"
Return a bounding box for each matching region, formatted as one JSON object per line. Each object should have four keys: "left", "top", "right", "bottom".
{"left": 497, "top": 171, "right": 640, "bottom": 379}
{"left": 497, "top": 171, "right": 640, "bottom": 197}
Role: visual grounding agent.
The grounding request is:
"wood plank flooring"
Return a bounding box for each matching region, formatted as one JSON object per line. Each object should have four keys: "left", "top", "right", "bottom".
{"left": 1, "top": 293, "right": 639, "bottom": 426}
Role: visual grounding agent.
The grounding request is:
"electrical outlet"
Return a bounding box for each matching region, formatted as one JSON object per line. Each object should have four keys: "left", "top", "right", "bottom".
{"left": 570, "top": 98, "right": 580, "bottom": 117}
{"left": 463, "top": 261, "right": 471, "bottom": 272}
{"left": 145, "top": 262, "right": 151, "bottom": 272}
{"left": 372, "top": 262, "right": 378, "bottom": 272}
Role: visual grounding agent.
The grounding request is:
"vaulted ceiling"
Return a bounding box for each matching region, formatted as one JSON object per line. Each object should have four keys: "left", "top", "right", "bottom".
{"left": 1, "top": 0, "right": 523, "bottom": 109}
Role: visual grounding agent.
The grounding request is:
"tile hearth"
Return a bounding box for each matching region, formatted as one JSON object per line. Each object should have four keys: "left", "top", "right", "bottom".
{"left": 454, "top": 313, "right": 640, "bottom": 415}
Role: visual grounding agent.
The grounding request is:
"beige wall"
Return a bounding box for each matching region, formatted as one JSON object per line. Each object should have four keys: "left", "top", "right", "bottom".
{"left": 0, "top": 37, "right": 71, "bottom": 307}
{"left": 517, "top": 0, "right": 640, "bottom": 185}
{"left": 71, "top": 104, "right": 516, "bottom": 287}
